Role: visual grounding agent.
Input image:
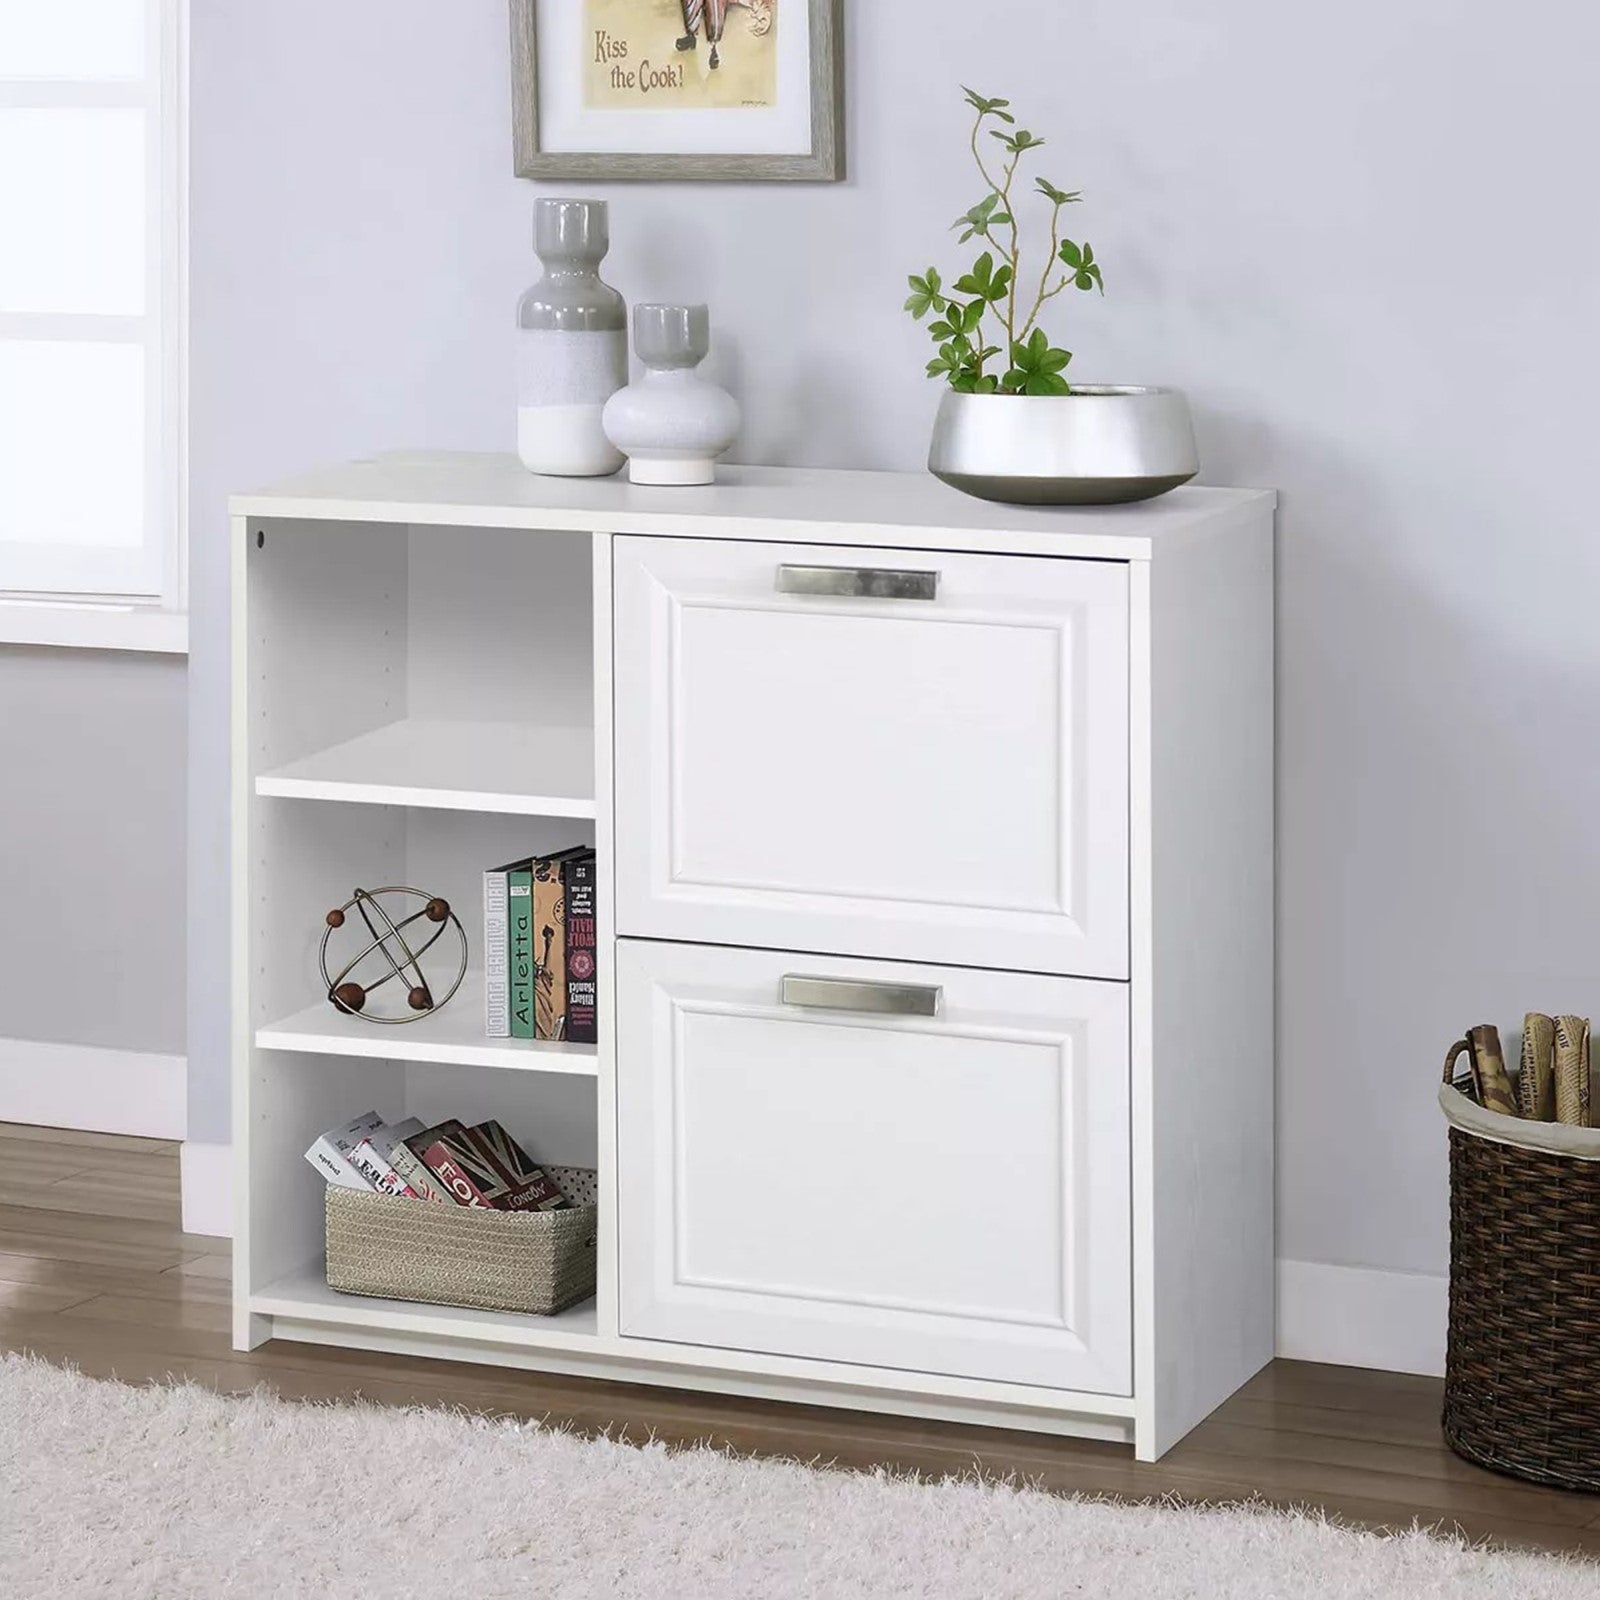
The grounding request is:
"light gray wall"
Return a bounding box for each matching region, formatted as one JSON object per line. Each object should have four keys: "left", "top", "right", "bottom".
{"left": 0, "top": 647, "right": 186, "bottom": 1055}
{"left": 189, "top": 1, "right": 1600, "bottom": 1278}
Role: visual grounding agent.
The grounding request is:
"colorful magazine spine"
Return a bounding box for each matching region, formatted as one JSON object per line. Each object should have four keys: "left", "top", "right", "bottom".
{"left": 347, "top": 1137, "right": 418, "bottom": 1198}
{"left": 508, "top": 862, "right": 535, "bottom": 1040}
{"left": 465, "top": 1120, "right": 569, "bottom": 1211}
{"left": 483, "top": 863, "right": 511, "bottom": 1038}
{"left": 378, "top": 1118, "right": 449, "bottom": 1202}
{"left": 303, "top": 1110, "right": 384, "bottom": 1189}
{"left": 420, "top": 1135, "right": 499, "bottom": 1208}
{"left": 386, "top": 1141, "right": 452, "bottom": 1203}
{"left": 564, "top": 851, "right": 598, "bottom": 1046}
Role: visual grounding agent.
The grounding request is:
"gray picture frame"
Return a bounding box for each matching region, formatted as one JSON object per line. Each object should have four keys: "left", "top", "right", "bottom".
{"left": 511, "top": 0, "right": 844, "bottom": 182}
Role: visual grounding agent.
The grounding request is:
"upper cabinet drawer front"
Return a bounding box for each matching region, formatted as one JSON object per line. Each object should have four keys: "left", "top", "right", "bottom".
{"left": 613, "top": 536, "right": 1130, "bottom": 979}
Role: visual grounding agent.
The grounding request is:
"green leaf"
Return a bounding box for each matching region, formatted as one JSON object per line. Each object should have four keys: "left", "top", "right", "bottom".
{"left": 927, "top": 318, "right": 956, "bottom": 340}
{"left": 1025, "top": 371, "right": 1072, "bottom": 396}
{"left": 971, "top": 374, "right": 1000, "bottom": 394}
{"left": 953, "top": 250, "right": 995, "bottom": 297}
{"left": 951, "top": 194, "right": 1003, "bottom": 242}
{"left": 904, "top": 268, "right": 948, "bottom": 320}
{"left": 1058, "top": 239, "right": 1083, "bottom": 269}
{"left": 961, "top": 299, "right": 985, "bottom": 333}
{"left": 954, "top": 252, "right": 1013, "bottom": 305}
{"left": 1074, "top": 271, "right": 1094, "bottom": 291}
{"left": 992, "top": 128, "right": 1045, "bottom": 154}
{"left": 1003, "top": 330, "right": 1074, "bottom": 386}
{"left": 1036, "top": 178, "right": 1082, "bottom": 206}
{"left": 1080, "top": 243, "right": 1094, "bottom": 265}
{"left": 960, "top": 86, "right": 1016, "bottom": 123}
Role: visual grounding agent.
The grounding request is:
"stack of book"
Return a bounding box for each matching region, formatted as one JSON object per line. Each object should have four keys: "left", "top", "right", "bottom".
{"left": 483, "top": 847, "right": 597, "bottom": 1043}
{"left": 305, "top": 1111, "right": 571, "bottom": 1211}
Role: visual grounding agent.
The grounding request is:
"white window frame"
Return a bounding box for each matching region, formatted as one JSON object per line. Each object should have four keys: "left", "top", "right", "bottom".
{"left": 0, "top": 0, "right": 187, "bottom": 654}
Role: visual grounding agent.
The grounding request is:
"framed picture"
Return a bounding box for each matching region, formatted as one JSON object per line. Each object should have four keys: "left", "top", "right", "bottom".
{"left": 511, "top": 0, "right": 844, "bottom": 182}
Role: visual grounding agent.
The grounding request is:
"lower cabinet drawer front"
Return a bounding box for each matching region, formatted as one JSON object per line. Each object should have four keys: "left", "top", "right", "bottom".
{"left": 616, "top": 939, "right": 1132, "bottom": 1395}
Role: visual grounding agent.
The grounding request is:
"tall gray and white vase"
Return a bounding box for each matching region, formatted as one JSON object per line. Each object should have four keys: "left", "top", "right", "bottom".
{"left": 516, "top": 198, "right": 627, "bottom": 477}
{"left": 601, "top": 304, "right": 739, "bottom": 486}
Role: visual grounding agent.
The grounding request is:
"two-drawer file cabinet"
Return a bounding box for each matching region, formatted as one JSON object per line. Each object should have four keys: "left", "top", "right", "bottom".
{"left": 232, "top": 454, "right": 1274, "bottom": 1460}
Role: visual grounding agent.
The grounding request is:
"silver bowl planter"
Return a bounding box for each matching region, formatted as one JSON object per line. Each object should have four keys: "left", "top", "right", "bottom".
{"left": 928, "top": 386, "right": 1199, "bottom": 506}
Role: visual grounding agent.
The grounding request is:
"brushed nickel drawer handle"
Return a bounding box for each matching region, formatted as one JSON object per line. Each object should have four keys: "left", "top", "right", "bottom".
{"left": 776, "top": 564, "right": 939, "bottom": 602}
{"left": 780, "top": 975, "right": 943, "bottom": 1018}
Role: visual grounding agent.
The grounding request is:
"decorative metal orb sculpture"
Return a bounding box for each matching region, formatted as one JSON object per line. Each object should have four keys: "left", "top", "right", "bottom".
{"left": 319, "top": 886, "right": 467, "bottom": 1025}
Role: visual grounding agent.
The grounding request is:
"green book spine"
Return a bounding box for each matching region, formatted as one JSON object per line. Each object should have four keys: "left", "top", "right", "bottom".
{"left": 507, "top": 865, "right": 535, "bottom": 1040}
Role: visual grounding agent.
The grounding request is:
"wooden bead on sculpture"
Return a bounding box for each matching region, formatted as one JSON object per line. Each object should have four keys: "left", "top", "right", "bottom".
{"left": 332, "top": 982, "right": 365, "bottom": 1013}
{"left": 325, "top": 908, "right": 345, "bottom": 928}
{"left": 408, "top": 986, "right": 433, "bottom": 1011}
{"left": 425, "top": 897, "right": 449, "bottom": 922}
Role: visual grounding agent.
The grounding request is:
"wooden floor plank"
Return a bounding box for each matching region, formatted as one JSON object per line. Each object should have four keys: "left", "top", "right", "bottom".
{"left": 1, "top": 1121, "right": 1596, "bottom": 1560}
{"left": 58, "top": 1292, "right": 235, "bottom": 1335}
{"left": 0, "top": 1125, "right": 178, "bottom": 1157}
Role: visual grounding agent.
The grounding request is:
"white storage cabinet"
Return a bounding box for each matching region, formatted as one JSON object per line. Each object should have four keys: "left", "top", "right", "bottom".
{"left": 231, "top": 453, "right": 1275, "bottom": 1461}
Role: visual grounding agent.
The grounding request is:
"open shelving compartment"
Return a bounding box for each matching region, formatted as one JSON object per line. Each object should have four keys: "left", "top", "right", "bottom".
{"left": 243, "top": 1048, "right": 603, "bottom": 1346}
{"left": 236, "top": 513, "right": 607, "bottom": 1355}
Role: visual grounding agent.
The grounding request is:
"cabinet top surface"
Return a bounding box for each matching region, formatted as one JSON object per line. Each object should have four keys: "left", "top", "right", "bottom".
{"left": 231, "top": 452, "right": 1274, "bottom": 560}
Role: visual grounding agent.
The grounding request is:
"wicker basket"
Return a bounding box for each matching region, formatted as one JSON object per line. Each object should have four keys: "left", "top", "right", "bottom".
{"left": 325, "top": 1165, "right": 597, "bottom": 1316}
{"left": 1440, "top": 1071, "right": 1600, "bottom": 1491}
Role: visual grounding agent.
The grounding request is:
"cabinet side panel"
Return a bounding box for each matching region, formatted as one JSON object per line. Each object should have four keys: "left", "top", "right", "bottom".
{"left": 234, "top": 515, "right": 407, "bottom": 1345}
{"left": 1136, "top": 505, "right": 1276, "bottom": 1460}
{"left": 593, "top": 533, "right": 619, "bottom": 1338}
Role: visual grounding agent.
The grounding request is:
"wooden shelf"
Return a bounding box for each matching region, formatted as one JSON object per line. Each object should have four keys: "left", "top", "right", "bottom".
{"left": 251, "top": 1263, "right": 599, "bottom": 1351}
{"left": 255, "top": 717, "right": 595, "bottom": 818}
{"left": 256, "top": 973, "right": 598, "bottom": 1074}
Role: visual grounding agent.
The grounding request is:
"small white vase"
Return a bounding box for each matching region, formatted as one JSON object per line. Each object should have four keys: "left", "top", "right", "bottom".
{"left": 602, "top": 304, "right": 739, "bottom": 486}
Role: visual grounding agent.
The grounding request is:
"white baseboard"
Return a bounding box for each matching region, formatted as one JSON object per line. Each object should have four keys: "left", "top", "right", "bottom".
{"left": 1276, "top": 1258, "right": 1447, "bottom": 1377}
{"left": 180, "top": 1140, "right": 232, "bottom": 1238}
{"left": 0, "top": 1036, "right": 186, "bottom": 1141}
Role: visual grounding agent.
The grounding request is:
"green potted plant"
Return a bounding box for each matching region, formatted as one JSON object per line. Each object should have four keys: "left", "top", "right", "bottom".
{"left": 908, "top": 89, "right": 1198, "bottom": 506}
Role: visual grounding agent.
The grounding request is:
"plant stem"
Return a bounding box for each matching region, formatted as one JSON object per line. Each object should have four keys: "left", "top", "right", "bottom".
{"left": 968, "top": 111, "right": 1006, "bottom": 213}
{"left": 1037, "top": 275, "right": 1072, "bottom": 307}
{"left": 1020, "top": 198, "right": 1065, "bottom": 346}
{"left": 960, "top": 115, "right": 1024, "bottom": 371}
{"left": 1000, "top": 151, "right": 1021, "bottom": 352}
{"left": 967, "top": 113, "right": 1012, "bottom": 379}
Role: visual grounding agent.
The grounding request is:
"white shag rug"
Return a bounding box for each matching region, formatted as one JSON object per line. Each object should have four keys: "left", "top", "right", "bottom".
{"left": 1, "top": 1353, "right": 1593, "bottom": 1599}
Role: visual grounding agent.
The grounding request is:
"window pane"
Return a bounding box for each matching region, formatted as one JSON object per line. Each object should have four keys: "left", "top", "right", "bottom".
{"left": 0, "top": 341, "right": 145, "bottom": 550}
{"left": 0, "top": 1, "right": 146, "bottom": 81}
{"left": 0, "top": 109, "right": 145, "bottom": 315}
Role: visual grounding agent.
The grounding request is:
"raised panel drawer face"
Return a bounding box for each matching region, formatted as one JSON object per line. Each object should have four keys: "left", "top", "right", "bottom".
{"left": 616, "top": 939, "right": 1132, "bottom": 1394}
{"left": 612, "top": 536, "right": 1130, "bottom": 979}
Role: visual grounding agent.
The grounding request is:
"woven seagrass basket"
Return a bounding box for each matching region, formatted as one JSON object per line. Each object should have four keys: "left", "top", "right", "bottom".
{"left": 325, "top": 1165, "right": 597, "bottom": 1316}
{"left": 1440, "top": 1071, "right": 1600, "bottom": 1491}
